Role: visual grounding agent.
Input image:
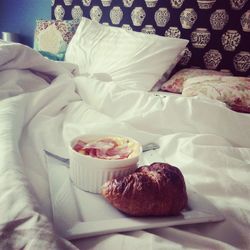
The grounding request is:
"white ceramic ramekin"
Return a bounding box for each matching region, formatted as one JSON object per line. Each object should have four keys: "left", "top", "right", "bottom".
{"left": 68, "top": 134, "right": 142, "bottom": 193}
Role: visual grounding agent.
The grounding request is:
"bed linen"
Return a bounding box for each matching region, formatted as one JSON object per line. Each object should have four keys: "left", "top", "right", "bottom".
{"left": 0, "top": 41, "right": 250, "bottom": 250}
{"left": 65, "top": 17, "right": 188, "bottom": 91}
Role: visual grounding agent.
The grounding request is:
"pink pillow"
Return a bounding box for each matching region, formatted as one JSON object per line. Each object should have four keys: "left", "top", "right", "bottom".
{"left": 182, "top": 75, "right": 250, "bottom": 113}
{"left": 160, "top": 68, "right": 231, "bottom": 94}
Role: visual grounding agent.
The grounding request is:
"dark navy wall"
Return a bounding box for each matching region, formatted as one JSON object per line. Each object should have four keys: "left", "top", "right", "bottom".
{"left": 0, "top": 0, "right": 51, "bottom": 47}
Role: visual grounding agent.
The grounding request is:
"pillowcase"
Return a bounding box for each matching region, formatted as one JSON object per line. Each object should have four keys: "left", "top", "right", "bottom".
{"left": 160, "top": 68, "right": 232, "bottom": 94}
{"left": 34, "top": 20, "right": 79, "bottom": 61}
{"left": 182, "top": 75, "right": 250, "bottom": 113}
{"left": 65, "top": 17, "right": 188, "bottom": 91}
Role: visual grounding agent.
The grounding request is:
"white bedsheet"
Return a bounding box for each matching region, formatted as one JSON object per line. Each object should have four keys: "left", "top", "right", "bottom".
{"left": 0, "top": 41, "right": 249, "bottom": 250}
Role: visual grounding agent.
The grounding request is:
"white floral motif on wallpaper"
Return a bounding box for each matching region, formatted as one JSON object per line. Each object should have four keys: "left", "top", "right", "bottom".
{"left": 110, "top": 6, "right": 123, "bottom": 25}
{"left": 180, "top": 8, "right": 197, "bottom": 29}
{"left": 191, "top": 28, "right": 211, "bottom": 49}
{"left": 101, "top": 0, "right": 112, "bottom": 7}
{"left": 142, "top": 25, "right": 156, "bottom": 34}
{"left": 54, "top": 5, "right": 65, "bottom": 20}
{"left": 241, "top": 10, "right": 250, "bottom": 32}
{"left": 82, "top": 0, "right": 92, "bottom": 7}
{"left": 145, "top": 0, "right": 158, "bottom": 8}
{"left": 131, "top": 7, "right": 146, "bottom": 26}
{"left": 234, "top": 51, "right": 250, "bottom": 72}
{"left": 64, "top": 0, "right": 73, "bottom": 6}
{"left": 90, "top": 6, "right": 103, "bottom": 22}
{"left": 221, "top": 30, "right": 241, "bottom": 51}
{"left": 123, "top": 0, "right": 135, "bottom": 8}
{"left": 155, "top": 8, "right": 170, "bottom": 27}
{"left": 230, "top": 0, "right": 249, "bottom": 10}
{"left": 210, "top": 9, "right": 229, "bottom": 30}
{"left": 171, "top": 0, "right": 185, "bottom": 9}
{"left": 165, "top": 27, "right": 181, "bottom": 38}
{"left": 71, "top": 6, "right": 83, "bottom": 21}
{"left": 197, "top": 0, "right": 217, "bottom": 9}
{"left": 203, "top": 49, "right": 222, "bottom": 70}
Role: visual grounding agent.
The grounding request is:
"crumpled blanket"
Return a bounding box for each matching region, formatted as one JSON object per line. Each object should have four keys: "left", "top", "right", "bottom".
{"left": 0, "top": 40, "right": 250, "bottom": 250}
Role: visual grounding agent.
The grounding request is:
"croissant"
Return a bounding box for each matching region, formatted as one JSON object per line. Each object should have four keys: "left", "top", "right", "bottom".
{"left": 101, "top": 162, "right": 188, "bottom": 216}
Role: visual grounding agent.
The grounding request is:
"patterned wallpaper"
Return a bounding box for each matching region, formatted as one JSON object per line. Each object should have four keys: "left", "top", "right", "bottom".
{"left": 51, "top": 0, "right": 250, "bottom": 76}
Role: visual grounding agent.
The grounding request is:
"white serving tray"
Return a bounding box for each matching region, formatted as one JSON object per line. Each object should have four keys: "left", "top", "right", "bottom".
{"left": 46, "top": 150, "right": 224, "bottom": 240}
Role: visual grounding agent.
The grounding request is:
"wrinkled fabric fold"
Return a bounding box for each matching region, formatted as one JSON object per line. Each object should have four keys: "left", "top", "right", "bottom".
{"left": 0, "top": 41, "right": 249, "bottom": 250}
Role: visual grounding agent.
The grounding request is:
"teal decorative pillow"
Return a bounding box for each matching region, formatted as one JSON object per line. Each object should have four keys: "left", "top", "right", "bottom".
{"left": 34, "top": 20, "right": 79, "bottom": 61}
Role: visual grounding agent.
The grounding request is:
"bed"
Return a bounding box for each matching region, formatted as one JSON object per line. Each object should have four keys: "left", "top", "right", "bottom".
{"left": 0, "top": 1, "right": 250, "bottom": 249}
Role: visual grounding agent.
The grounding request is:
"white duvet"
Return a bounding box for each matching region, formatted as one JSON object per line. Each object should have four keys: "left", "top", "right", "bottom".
{"left": 0, "top": 41, "right": 249, "bottom": 250}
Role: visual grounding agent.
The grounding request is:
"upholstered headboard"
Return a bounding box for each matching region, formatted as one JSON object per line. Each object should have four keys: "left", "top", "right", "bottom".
{"left": 51, "top": 0, "right": 250, "bottom": 76}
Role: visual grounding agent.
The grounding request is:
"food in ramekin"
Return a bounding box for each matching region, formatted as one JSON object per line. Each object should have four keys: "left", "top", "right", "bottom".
{"left": 73, "top": 136, "right": 140, "bottom": 160}
{"left": 69, "top": 134, "right": 142, "bottom": 194}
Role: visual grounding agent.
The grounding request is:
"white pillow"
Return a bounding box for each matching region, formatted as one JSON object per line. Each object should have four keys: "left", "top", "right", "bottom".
{"left": 65, "top": 17, "right": 188, "bottom": 91}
